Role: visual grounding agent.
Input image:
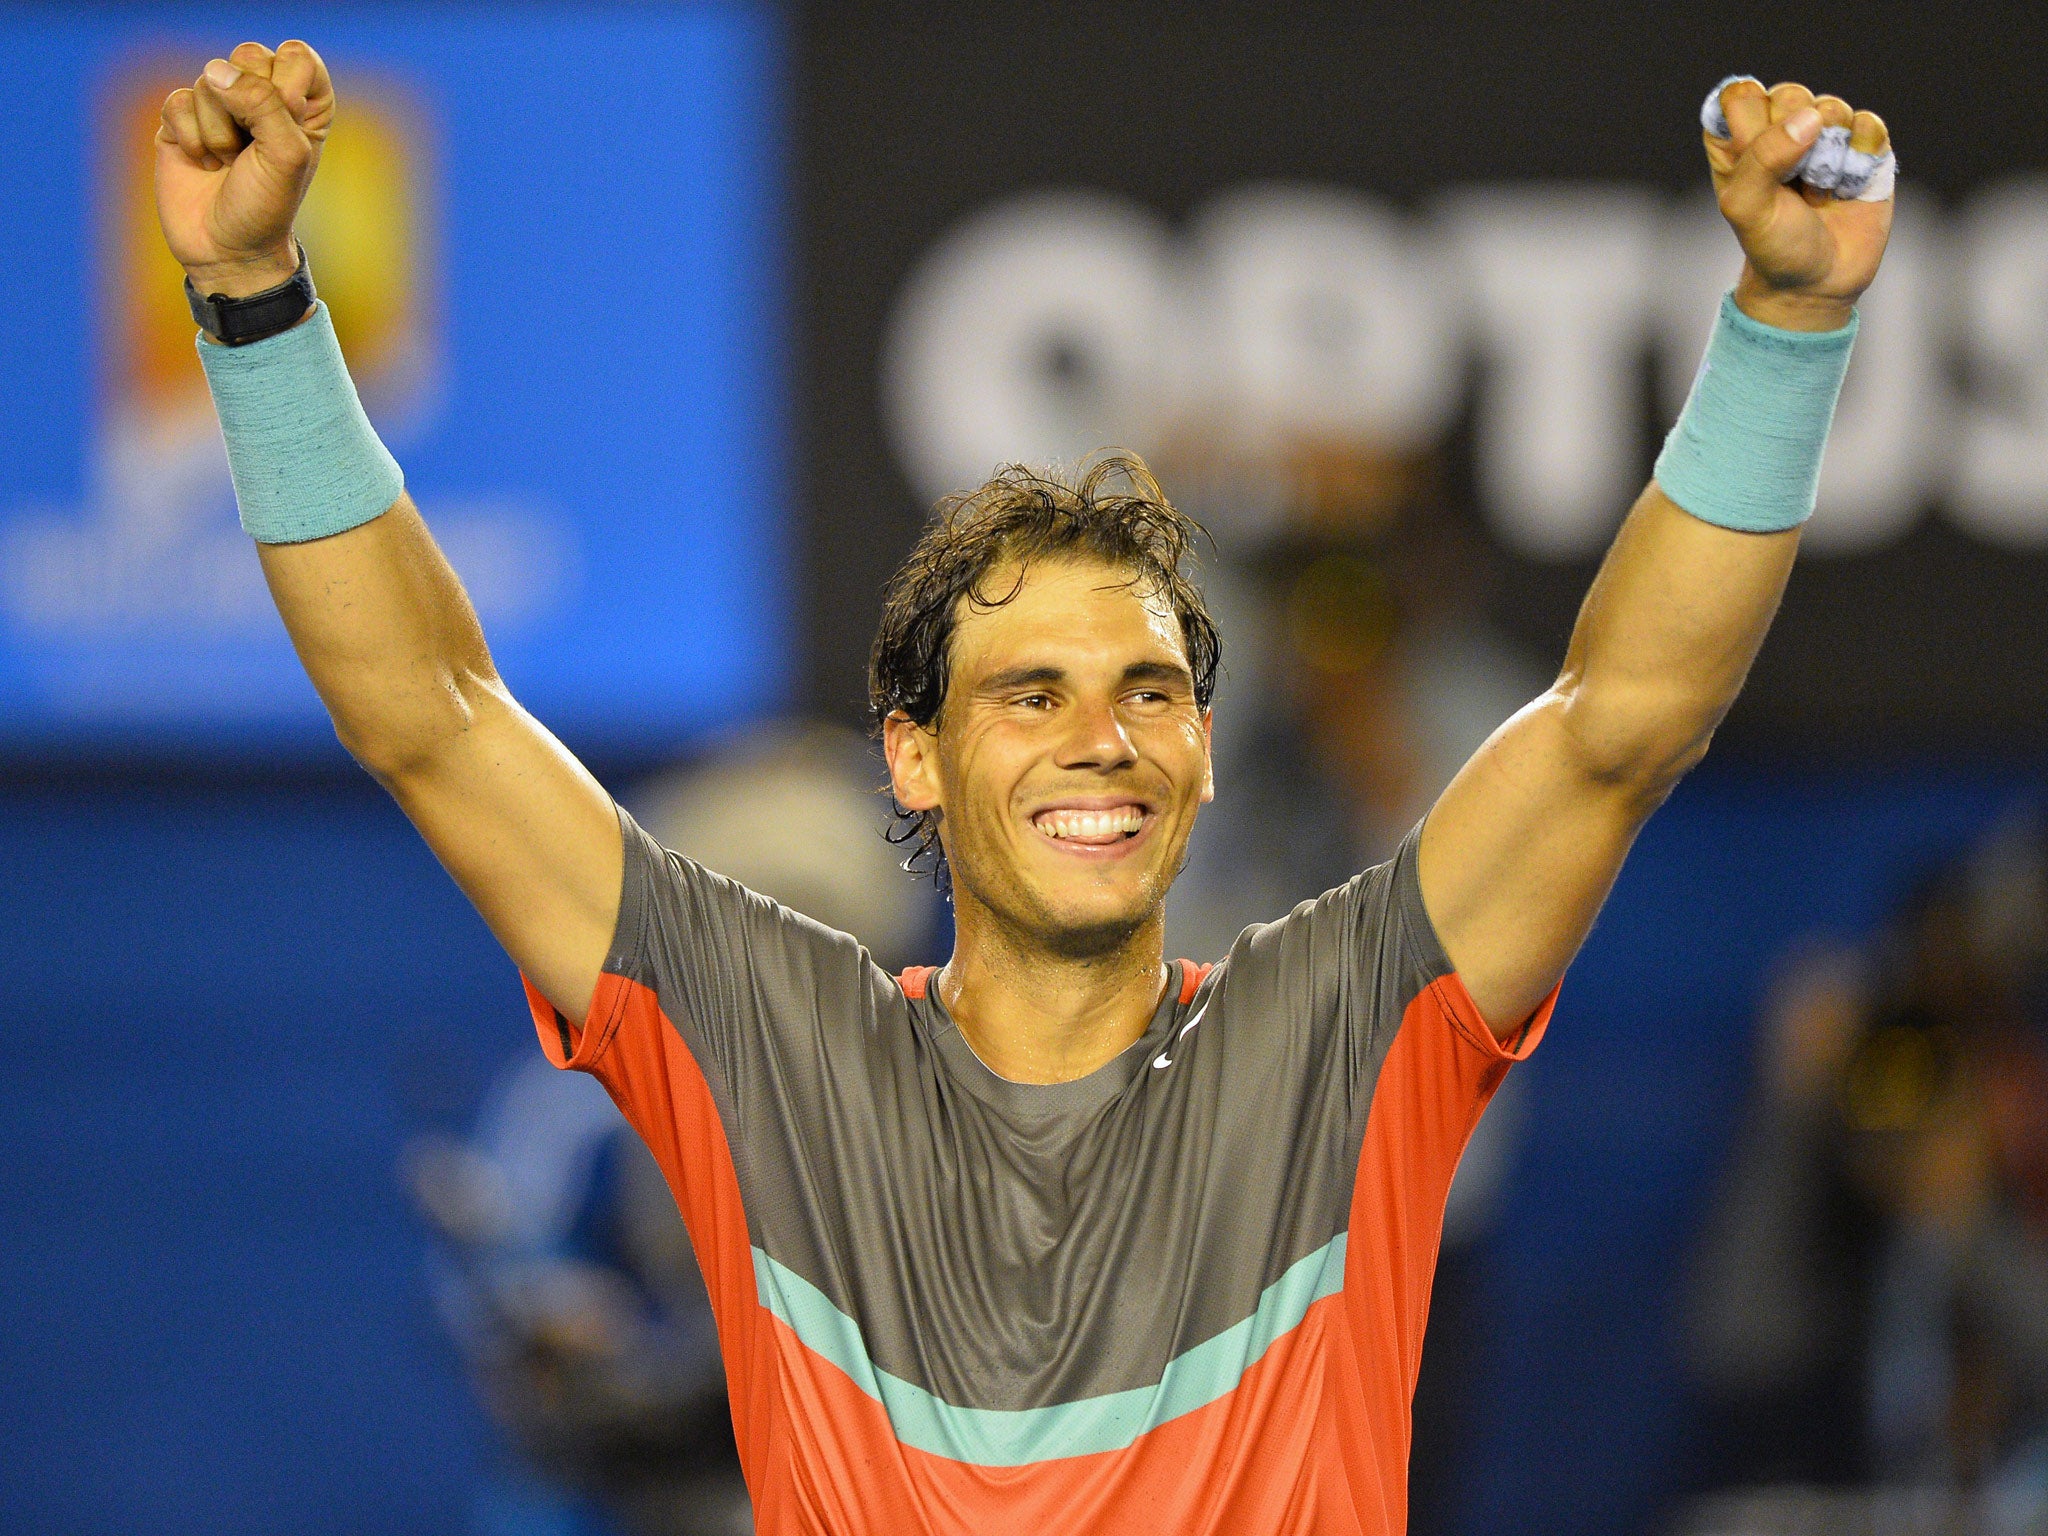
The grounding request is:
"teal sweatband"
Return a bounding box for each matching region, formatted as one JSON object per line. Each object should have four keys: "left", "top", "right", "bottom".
{"left": 195, "top": 300, "right": 405, "bottom": 544}
{"left": 1654, "top": 292, "right": 1858, "bottom": 533}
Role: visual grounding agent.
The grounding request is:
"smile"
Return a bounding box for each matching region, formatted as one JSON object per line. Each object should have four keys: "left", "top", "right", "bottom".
{"left": 1030, "top": 802, "right": 1151, "bottom": 847}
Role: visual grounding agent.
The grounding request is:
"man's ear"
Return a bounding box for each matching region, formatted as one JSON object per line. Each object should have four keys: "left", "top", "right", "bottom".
{"left": 882, "top": 710, "right": 942, "bottom": 812}
{"left": 1200, "top": 709, "right": 1216, "bottom": 805}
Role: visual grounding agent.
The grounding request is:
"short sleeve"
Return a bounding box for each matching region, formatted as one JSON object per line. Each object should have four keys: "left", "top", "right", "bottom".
{"left": 1215, "top": 821, "right": 1552, "bottom": 1123}
{"left": 1314, "top": 828, "right": 1553, "bottom": 1498}
{"left": 520, "top": 802, "right": 666, "bottom": 1074}
{"left": 520, "top": 805, "right": 851, "bottom": 1429}
{"left": 521, "top": 802, "right": 878, "bottom": 1117}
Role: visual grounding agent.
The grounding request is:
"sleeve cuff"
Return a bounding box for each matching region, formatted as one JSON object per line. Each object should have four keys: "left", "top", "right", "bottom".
{"left": 523, "top": 970, "right": 633, "bottom": 1071}
{"left": 1430, "top": 970, "right": 1556, "bottom": 1062}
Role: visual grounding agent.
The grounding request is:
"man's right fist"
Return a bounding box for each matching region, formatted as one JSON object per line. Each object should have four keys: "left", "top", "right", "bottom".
{"left": 1703, "top": 77, "right": 1893, "bottom": 334}
{"left": 155, "top": 40, "right": 334, "bottom": 299}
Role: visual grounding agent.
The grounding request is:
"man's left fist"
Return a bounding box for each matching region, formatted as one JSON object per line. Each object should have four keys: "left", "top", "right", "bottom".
{"left": 1705, "top": 78, "right": 1894, "bottom": 332}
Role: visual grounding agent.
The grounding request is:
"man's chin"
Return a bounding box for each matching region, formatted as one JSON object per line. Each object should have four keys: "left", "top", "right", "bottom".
{"left": 1021, "top": 883, "right": 1167, "bottom": 961}
{"left": 952, "top": 843, "right": 1176, "bottom": 961}
{"left": 1037, "top": 910, "right": 1151, "bottom": 962}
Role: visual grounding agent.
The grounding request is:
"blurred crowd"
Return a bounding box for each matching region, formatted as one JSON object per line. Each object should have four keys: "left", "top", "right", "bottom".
{"left": 1683, "top": 815, "right": 2048, "bottom": 1534}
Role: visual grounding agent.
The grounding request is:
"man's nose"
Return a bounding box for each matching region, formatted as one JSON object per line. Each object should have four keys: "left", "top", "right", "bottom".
{"left": 1055, "top": 696, "right": 1138, "bottom": 771}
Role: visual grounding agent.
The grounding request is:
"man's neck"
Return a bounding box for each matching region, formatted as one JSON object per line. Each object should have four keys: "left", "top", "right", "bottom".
{"left": 936, "top": 904, "right": 1170, "bottom": 1086}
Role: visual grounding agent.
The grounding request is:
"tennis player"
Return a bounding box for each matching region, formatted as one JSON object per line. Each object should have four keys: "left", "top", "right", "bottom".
{"left": 157, "top": 41, "right": 1892, "bottom": 1534}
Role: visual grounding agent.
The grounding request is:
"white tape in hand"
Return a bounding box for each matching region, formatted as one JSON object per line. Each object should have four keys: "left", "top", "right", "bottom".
{"left": 1701, "top": 75, "right": 1896, "bottom": 202}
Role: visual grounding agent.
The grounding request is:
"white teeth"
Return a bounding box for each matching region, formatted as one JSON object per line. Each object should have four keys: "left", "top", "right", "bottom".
{"left": 1033, "top": 806, "right": 1146, "bottom": 842}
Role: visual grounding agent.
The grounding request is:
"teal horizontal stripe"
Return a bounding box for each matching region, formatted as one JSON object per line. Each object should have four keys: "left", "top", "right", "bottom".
{"left": 751, "top": 1232, "right": 1347, "bottom": 1467}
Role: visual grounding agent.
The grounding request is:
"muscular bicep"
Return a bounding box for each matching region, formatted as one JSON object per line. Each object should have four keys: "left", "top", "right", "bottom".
{"left": 257, "top": 498, "right": 622, "bottom": 1020}
{"left": 1414, "top": 487, "right": 1796, "bottom": 1035}
{"left": 1417, "top": 696, "right": 1647, "bottom": 1034}
{"left": 380, "top": 694, "right": 623, "bottom": 1022}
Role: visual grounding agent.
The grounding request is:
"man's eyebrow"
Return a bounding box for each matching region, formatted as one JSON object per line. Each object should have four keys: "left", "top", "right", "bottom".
{"left": 1122, "top": 660, "right": 1195, "bottom": 690}
{"left": 974, "top": 660, "right": 1195, "bottom": 696}
{"left": 976, "top": 664, "right": 1067, "bottom": 695}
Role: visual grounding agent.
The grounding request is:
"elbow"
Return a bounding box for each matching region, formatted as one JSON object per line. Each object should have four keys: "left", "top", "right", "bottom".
{"left": 331, "top": 664, "right": 502, "bottom": 788}
{"left": 333, "top": 717, "right": 429, "bottom": 786}
{"left": 1555, "top": 678, "right": 1723, "bottom": 807}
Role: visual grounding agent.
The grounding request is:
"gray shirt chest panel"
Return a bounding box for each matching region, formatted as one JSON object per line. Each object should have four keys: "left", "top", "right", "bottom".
{"left": 734, "top": 969, "right": 1363, "bottom": 1410}
{"left": 618, "top": 810, "right": 1448, "bottom": 1414}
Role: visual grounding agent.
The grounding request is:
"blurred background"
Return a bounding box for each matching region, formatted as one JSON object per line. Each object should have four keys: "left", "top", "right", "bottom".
{"left": 3, "top": 3, "right": 2047, "bottom": 1533}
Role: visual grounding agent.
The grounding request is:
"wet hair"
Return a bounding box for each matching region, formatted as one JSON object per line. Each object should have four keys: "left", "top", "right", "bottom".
{"left": 868, "top": 451, "right": 1219, "bottom": 887}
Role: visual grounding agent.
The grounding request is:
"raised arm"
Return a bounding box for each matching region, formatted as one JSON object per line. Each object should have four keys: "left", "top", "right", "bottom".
{"left": 1418, "top": 77, "right": 1895, "bottom": 1033}
{"left": 158, "top": 41, "right": 619, "bottom": 1019}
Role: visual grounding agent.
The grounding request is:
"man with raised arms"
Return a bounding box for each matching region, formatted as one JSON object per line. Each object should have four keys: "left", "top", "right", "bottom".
{"left": 158, "top": 41, "right": 1892, "bottom": 1535}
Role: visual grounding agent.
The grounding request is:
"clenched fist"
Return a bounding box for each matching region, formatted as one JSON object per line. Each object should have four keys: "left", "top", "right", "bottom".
{"left": 156, "top": 40, "right": 334, "bottom": 298}
{"left": 1707, "top": 78, "right": 1894, "bottom": 332}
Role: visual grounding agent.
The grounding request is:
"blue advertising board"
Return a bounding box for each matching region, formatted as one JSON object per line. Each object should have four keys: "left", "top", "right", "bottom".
{"left": 0, "top": 4, "right": 784, "bottom": 757}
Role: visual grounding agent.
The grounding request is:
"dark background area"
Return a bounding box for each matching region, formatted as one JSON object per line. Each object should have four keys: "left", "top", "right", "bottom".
{"left": 793, "top": 0, "right": 2048, "bottom": 753}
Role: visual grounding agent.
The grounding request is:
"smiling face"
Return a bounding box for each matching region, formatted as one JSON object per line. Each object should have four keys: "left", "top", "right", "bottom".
{"left": 885, "top": 557, "right": 1215, "bottom": 960}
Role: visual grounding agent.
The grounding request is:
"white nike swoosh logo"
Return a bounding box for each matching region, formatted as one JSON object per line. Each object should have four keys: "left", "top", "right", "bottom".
{"left": 1152, "top": 997, "right": 1212, "bottom": 1070}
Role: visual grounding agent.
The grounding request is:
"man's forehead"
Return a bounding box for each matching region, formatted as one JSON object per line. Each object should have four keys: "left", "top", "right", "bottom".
{"left": 951, "top": 557, "right": 1187, "bottom": 673}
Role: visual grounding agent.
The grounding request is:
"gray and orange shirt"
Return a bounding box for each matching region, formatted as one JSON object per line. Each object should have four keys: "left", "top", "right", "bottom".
{"left": 525, "top": 807, "right": 1551, "bottom": 1535}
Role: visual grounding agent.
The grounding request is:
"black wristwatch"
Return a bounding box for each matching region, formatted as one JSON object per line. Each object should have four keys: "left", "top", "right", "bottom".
{"left": 186, "top": 241, "right": 317, "bottom": 346}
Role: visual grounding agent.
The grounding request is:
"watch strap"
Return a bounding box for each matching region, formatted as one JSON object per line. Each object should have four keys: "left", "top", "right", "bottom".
{"left": 186, "top": 241, "right": 317, "bottom": 347}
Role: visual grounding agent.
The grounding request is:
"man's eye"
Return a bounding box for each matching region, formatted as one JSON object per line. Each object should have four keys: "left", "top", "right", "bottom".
{"left": 1016, "top": 693, "right": 1053, "bottom": 709}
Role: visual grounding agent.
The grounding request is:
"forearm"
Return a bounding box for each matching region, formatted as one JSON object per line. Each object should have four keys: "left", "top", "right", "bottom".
{"left": 1554, "top": 277, "right": 1858, "bottom": 796}
{"left": 193, "top": 298, "right": 499, "bottom": 777}
{"left": 256, "top": 494, "right": 505, "bottom": 779}
{"left": 1553, "top": 483, "right": 1798, "bottom": 796}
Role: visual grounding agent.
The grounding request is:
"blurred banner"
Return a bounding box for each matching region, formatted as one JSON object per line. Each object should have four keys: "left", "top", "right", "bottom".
{"left": 0, "top": 4, "right": 783, "bottom": 757}
{"left": 794, "top": 5, "right": 2048, "bottom": 754}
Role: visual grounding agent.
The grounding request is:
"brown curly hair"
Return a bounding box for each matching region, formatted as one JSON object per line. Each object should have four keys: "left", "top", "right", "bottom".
{"left": 868, "top": 451, "right": 1220, "bottom": 887}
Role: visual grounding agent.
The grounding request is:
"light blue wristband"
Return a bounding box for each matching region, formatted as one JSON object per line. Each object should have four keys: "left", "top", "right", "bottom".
{"left": 1654, "top": 292, "right": 1857, "bottom": 533}
{"left": 195, "top": 300, "right": 405, "bottom": 544}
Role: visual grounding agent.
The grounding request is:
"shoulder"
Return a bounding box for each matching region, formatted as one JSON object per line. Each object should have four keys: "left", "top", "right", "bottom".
{"left": 612, "top": 803, "right": 900, "bottom": 1019}
{"left": 1223, "top": 825, "right": 1448, "bottom": 988}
